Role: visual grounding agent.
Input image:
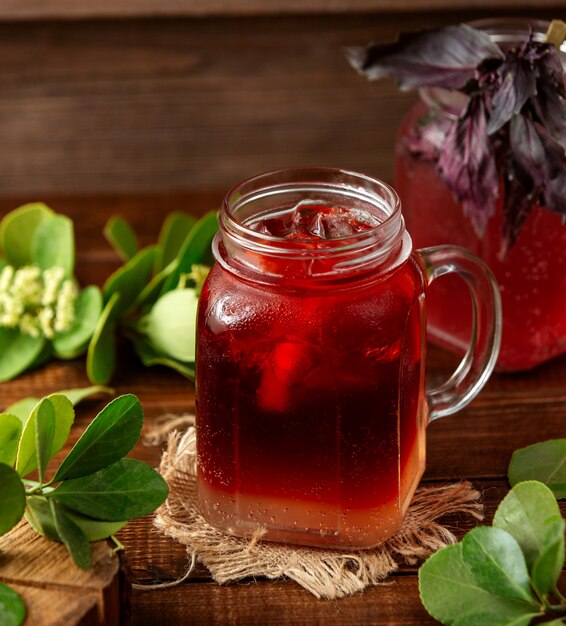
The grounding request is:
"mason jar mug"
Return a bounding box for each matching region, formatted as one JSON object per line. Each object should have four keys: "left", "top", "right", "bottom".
{"left": 196, "top": 168, "right": 501, "bottom": 549}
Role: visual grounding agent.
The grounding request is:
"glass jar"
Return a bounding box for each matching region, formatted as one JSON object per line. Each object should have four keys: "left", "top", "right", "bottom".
{"left": 196, "top": 168, "right": 501, "bottom": 549}
{"left": 395, "top": 19, "right": 566, "bottom": 372}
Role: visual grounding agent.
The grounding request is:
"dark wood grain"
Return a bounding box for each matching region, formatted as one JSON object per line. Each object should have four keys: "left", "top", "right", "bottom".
{"left": 132, "top": 576, "right": 437, "bottom": 626}
{"left": 132, "top": 572, "right": 566, "bottom": 626}
{"left": 1, "top": 192, "right": 565, "bottom": 625}
{"left": 0, "top": 10, "right": 560, "bottom": 197}
{"left": 1, "top": 0, "right": 565, "bottom": 20}
{"left": 0, "top": 523, "right": 122, "bottom": 626}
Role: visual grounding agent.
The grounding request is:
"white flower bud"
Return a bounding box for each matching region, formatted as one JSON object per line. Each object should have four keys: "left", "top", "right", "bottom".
{"left": 187, "top": 264, "right": 210, "bottom": 295}
{"left": 1, "top": 295, "right": 24, "bottom": 327}
{"left": 54, "top": 279, "right": 78, "bottom": 333}
{"left": 42, "top": 266, "right": 65, "bottom": 306}
{"left": 38, "top": 306, "right": 55, "bottom": 339}
{"left": 0, "top": 264, "right": 78, "bottom": 340}
{"left": 19, "top": 313, "right": 40, "bottom": 337}
{"left": 0, "top": 266, "right": 14, "bottom": 292}
{"left": 12, "top": 266, "right": 42, "bottom": 305}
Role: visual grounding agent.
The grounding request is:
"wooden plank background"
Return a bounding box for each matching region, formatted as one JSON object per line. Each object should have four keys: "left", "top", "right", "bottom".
{"left": 0, "top": 0, "right": 565, "bottom": 19}
{"left": 0, "top": 7, "right": 564, "bottom": 197}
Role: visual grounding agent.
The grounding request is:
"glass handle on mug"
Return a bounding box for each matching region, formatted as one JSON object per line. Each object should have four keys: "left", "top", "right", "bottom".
{"left": 417, "top": 245, "right": 502, "bottom": 422}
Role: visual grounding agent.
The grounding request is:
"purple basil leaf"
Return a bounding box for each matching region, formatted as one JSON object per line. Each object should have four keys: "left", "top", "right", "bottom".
{"left": 404, "top": 112, "right": 455, "bottom": 160}
{"left": 538, "top": 126, "right": 566, "bottom": 178}
{"left": 538, "top": 127, "right": 566, "bottom": 219}
{"left": 544, "top": 170, "right": 566, "bottom": 218}
{"left": 531, "top": 44, "right": 566, "bottom": 98}
{"left": 438, "top": 96, "right": 499, "bottom": 236}
{"left": 500, "top": 164, "right": 537, "bottom": 256}
{"left": 533, "top": 78, "right": 566, "bottom": 151}
{"left": 503, "top": 119, "right": 566, "bottom": 250}
{"left": 345, "top": 24, "right": 504, "bottom": 91}
{"left": 509, "top": 113, "right": 547, "bottom": 186}
{"left": 487, "top": 55, "right": 537, "bottom": 134}
{"left": 546, "top": 173, "right": 566, "bottom": 216}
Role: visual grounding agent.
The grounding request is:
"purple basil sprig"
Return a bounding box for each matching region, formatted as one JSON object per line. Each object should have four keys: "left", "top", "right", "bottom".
{"left": 438, "top": 95, "right": 499, "bottom": 236}
{"left": 346, "top": 23, "right": 566, "bottom": 251}
{"left": 486, "top": 51, "right": 537, "bottom": 135}
{"left": 345, "top": 25, "right": 504, "bottom": 90}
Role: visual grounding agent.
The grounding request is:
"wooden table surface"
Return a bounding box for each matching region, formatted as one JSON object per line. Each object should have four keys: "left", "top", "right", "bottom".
{"left": 1, "top": 192, "right": 565, "bottom": 626}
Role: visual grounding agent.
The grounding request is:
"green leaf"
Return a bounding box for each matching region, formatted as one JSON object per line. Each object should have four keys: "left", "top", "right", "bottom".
{"left": 453, "top": 613, "right": 539, "bottom": 626}
{"left": 50, "top": 458, "right": 168, "bottom": 521}
{"left": 63, "top": 510, "right": 127, "bottom": 541}
{"left": 160, "top": 211, "right": 218, "bottom": 295}
{"left": 0, "top": 463, "right": 26, "bottom": 534}
{"left": 509, "top": 439, "right": 566, "bottom": 499}
{"left": 0, "top": 329, "right": 46, "bottom": 382}
{"left": 53, "top": 394, "right": 143, "bottom": 482}
{"left": 49, "top": 500, "right": 92, "bottom": 570}
{"left": 86, "top": 292, "right": 120, "bottom": 385}
{"left": 30, "top": 341, "right": 53, "bottom": 370}
{"left": 493, "top": 481, "right": 562, "bottom": 569}
{"left": 0, "top": 202, "right": 53, "bottom": 267}
{"left": 155, "top": 212, "right": 196, "bottom": 273}
{"left": 0, "top": 414, "right": 22, "bottom": 466}
{"left": 418, "top": 543, "right": 531, "bottom": 625}
{"left": 133, "top": 337, "right": 195, "bottom": 379}
{"left": 33, "top": 398, "right": 56, "bottom": 484}
{"left": 461, "top": 527, "right": 537, "bottom": 606}
{"left": 5, "top": 386, "right": 112, "bottom": 425}
{"left": 506, "top": 616, "right": 543, "bottom": 626}
{"left": 102, "top": 246, "right": 156, "bottom": 316}
{"left": 5, "top": 399, "right": 38, "bottom": 424}
{"left": 57, "top": 385, "right": 115, "bottom": 406}
{"left": 15, "top": 395, "right": 74, "bottom": 477}
{"left": 103, "top": 216, "right": 139, "bottom": 262}
{"left": 53, "top": 286, "right": 103, "bottom": 359}
{"left": 531, "top": 516, "right": 565, "bottom": 600}
{"left": 133, "top": 263, "right": 174, "bottom": 310}
{"left": 31, "top": 214, "right": 75, "bottom": 277}
{"left": 0, "top": 582, "right": 26, "bottom": 626}
{"left": 143, "top": 288, "right": 198, "bottom": 362}
{"left": 25, "top": 495, "right": 127, "bottom": 542}
{"left": 25, "top": 495, "right": 60, "bottom": 541}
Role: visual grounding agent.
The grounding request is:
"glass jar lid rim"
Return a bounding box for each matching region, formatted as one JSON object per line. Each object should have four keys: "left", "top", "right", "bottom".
{"left": 221, "top": 167, "right": 404, "bottom": 254}
{"left": 468, "top": 17, "right": 564, "bottom": 46}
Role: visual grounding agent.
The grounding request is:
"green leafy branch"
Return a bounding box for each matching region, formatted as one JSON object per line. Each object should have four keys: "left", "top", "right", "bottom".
{"left": 419, "top": 439, "right": 566, "bottom": 626}
{"left": 87, "top": 211, "right": 218, "bottom": 385}
{"left": 0, "top": 204, "right": 102, "bottom": 381}
{"left": 0, "top": 583, "right": 25, "bottom": 626}
{"left": 0, "top": 389, "right": 168, "bottom": 571}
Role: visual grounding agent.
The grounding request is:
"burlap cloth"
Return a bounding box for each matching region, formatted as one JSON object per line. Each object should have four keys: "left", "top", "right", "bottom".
{"left": 144, "top": 415, "right": 483, "bottom": 599}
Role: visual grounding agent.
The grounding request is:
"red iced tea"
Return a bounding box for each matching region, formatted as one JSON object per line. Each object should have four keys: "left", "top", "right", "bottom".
{"left": 196, "top": 199, "right": 427, "bottom": 548}
{"left": 196, "top": 168, "right": 501, "bottom": 548}
{"left": 395, "top": 99, "right": 566, "bottom": 371}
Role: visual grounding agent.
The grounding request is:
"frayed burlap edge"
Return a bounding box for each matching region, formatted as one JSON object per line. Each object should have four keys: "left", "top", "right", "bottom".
{"left": 146, "top": 421, "right": 483, "bottom": 599}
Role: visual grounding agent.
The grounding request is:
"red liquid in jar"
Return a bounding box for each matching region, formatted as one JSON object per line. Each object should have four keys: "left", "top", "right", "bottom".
{"left": 395, "top": 100, "right": 566, "bottom": 371}
{"left": 196, "top": 204, "right": 427, "bottom": 548}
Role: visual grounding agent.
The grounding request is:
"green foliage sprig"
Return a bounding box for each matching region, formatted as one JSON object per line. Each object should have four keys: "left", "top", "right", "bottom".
{"left": 419, "top": 439, "right": 566, "bottom": 625}
{"left": 509, "top": 439, "right": 566, "bottom": 499}
{"left": 87, "top": 211, "right": 218, "bottom": 384}
{"left": 0, "top": 388, "right": 168, "bottom": 570}
{"left": 0, "top": 583, "right": 25, "bottom": 626}
{"left": 0, "top": 203, "right": 102, "bottom": 381}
